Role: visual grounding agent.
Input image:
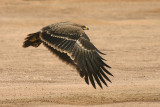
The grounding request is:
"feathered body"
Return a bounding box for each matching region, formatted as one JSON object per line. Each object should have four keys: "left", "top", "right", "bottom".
{"left": 23, "top": 21, "right": 112, "bottom": 89}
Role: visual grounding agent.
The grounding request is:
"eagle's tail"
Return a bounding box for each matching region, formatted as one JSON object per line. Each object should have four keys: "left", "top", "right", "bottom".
{"left": 23, "top": 32, "right": 42, "bottom": 48}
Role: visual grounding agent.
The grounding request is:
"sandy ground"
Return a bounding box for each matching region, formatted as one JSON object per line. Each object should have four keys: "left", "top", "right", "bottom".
{"left": 0, "top": 0, "right": 160, "bottom": 107}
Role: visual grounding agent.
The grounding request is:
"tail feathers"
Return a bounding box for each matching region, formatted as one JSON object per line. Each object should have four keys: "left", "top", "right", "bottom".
{"left": 23, "top": 32, "right": 42, "bottom": 48}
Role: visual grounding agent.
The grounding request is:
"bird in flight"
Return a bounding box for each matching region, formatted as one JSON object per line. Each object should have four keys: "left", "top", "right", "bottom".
{"left": 23, "top": 21, "right": 112, "bottom": 89}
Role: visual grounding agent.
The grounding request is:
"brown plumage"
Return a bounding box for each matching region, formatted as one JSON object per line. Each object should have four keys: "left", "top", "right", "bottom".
{"left": 23, "top": 21, "right": 112, "bottom": 89}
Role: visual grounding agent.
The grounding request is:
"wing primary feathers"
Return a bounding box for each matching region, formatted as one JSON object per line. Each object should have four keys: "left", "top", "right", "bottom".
{"left": 88, "top": 52, "right": 103, "bottom": 88}
{"left": 93, "top": 52, "right": 113, "bottom": 79}
{"left": 96, "top": 48, "right": 106, "bottom": 55}
{"left": 97, "top": 65, "right": 112, "bottom": 83}
{"left": 85, "top": 51, "right": 96, "bottom": 89}
{"left": 85, "top": 75, "right": 89, "bottom": 85}
{"left": 80, "top": 40, "right": 102, "bottom": 88}
{"left": 94, "top": 52, "right": 111, "bottom": 68}
{"left": 97, "top": 57, "right": 111, "bottom": 68}
{"left": 95, "top": 52, "right": 107, "bottom": 61}
{"left": 101, "top": 66, "right": 113, "bottom": 76}
{"left": 91, "top": 53, "right": 108, "bottom": 86}
{"left": 76, "top": 48, "right": 90, "bottom": 82}
{"left": 81, "top": 50, "right": 88, "bottom": 76}
{"left": 76, "top": 49, "right": 89, "bottom": 81}
{"left": 89, "top": 73, "right": 96, "bottom": 89}
{"left": 76, "top": 68, "right": 84, "bottom": 78}
{"left": 97, "top": 72, "right": 108, "bottom": 87}
{"left": 99, "top": 68, "right": 112, "bottom": 83}
{"left": 92, "top": 73, "right": 102, "bottom": 88}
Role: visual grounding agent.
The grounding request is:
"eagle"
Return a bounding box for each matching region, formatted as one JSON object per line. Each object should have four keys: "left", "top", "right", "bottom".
{"left": 23, "top": 21, "right": 113, "bottom": 89}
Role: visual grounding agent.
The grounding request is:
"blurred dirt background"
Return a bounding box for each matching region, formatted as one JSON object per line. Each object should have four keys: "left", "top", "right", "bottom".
{"left": 0, "top": 0, "right": 160, "bottom": 107}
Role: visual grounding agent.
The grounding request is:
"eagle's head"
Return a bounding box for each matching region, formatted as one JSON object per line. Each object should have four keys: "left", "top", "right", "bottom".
{"left": 81, "top": 25, "right": 89, "bottom": 30}
{"left": 62, "top": 21, "right": 89, "bottom": 30}
{"left": 73, "top": 23, "right": 89, "bottom": 30}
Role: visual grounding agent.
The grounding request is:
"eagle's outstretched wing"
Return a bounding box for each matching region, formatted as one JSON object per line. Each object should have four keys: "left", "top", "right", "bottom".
{"left": 39, "top": 25, "right": 112, "bottom": 89}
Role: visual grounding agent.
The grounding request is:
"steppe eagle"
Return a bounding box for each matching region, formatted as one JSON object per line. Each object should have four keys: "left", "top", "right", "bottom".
{"left": 23, "top": 21, "right": 112, "bottom": 89}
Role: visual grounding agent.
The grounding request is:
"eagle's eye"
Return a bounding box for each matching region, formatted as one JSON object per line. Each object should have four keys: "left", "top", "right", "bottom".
{"left": 82, "top": 26, "right": 89, "bottom": 30}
